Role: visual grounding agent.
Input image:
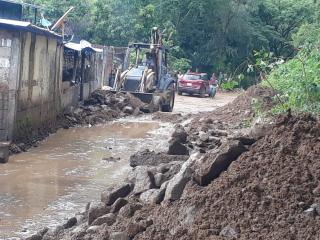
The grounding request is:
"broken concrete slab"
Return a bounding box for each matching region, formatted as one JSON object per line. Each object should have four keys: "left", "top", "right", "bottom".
{"left": 193, "top": 140, "right": 248, "bottom": 186}
{"left": 129, "top": 149, "right": 188, "bottom": 167}
{"left": 164, "top": 153, "right": 200, "bottom": 201}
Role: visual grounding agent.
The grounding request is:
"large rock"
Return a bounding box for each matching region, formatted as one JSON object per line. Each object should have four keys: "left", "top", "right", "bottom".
{"left": 168, "top": 139, "right": 189, "bottom": 156}
{"left": 25, "top": 234, "right": 42, "bottom": 240}
{"left": 63, "top": 217, "right": 77, "bottom": 229}
{"left": 101, "top": 183, "right": 132, "bottom": 206}
{"left": 88, "top": 202, "right": 110, "bottom": 225}
{"left": 118, "top": 203, "right": 143, "bottom": 218}
{"left": 140, "top": 189, "right": 165, "bottom": 205}
{"left": 132, "top": 167, "right": 155, "bottom": 195}
{"left": 193, "top": 140, "right": 248, "bottom": 186}
{"left": 171, "top": 125, "right": 188, "bottom": 143}
{"left": 129, "top": 149, "right": 188, "bottom": 167}
{"left": 164, "top": 153, "right": 200, "bottom": 201}
{"left": 154, "top": 173, "right": 166, "bottom": 188}
{"left": 91, "top": 213, "right": 116, "bottom": 226}
{"left": 111, "top": 198, "right": 128, "bottom": 213}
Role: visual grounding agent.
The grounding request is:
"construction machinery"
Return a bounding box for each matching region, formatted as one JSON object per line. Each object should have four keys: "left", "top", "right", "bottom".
{"left": 112, "top": 27, "right": 175, "bottom": 112}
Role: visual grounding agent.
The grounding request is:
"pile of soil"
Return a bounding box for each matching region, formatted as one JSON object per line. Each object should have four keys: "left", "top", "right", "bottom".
{"left": 130, "top": 114, "right": 320, "bottom": 240}
{"left": 193, "top": 85, "right": 277, "bottom": 125}
{"left": 59, "top": 91, "right": 146, "bottom": 128}
{"left": 25, "top": 86, "right": 320, "bottom": 240}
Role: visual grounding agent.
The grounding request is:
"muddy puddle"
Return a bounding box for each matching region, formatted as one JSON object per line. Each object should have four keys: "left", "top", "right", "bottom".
{"left": 0, "top": 116, "right": 173, "bottom": 239}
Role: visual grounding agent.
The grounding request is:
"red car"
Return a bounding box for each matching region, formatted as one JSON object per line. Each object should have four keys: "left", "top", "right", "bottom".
{"left": 177, "top": 72, "right": 210, "bottom": 97}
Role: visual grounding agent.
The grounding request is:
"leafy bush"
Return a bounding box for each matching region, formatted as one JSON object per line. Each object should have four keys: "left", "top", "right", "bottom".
{"left": 220, "top": 81, "right": 239, "bottom": 91}
{"left": 264, "top": 49, "right": 320, "bottom": 114}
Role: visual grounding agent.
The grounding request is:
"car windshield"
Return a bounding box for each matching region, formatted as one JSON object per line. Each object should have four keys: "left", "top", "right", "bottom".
{"left": 200, "top": 75, "right": 209, "bottom": 80}
{"left": 183, "top": 74, "right": 200, "bottom": 80}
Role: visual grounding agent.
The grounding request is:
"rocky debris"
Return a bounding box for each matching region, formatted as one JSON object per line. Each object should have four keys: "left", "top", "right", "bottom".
{"left": 154, "top": 173, "right": 166, "bottom": 188}
{"left": 168, "top": 139, "right": 189, "bottom": 155}
{"left": 171, "top": 125, "right": 188, "bottom": 143}
{"left": 126, "top": 222, "right": 146, "bottom": 238}
{"left": 125, "top": 114, "right": 320, "bottom": 240}
{"left": 129, "top": 149, "right": 188, "bottom": 167}
{"left": 91, "top": 213, "right": 116, "bottom": 226}
{"left": 25, "top": 234, "right": 42, "bottom": 240}
{"left": 60, "top": 91, "right": 146, "bottom": 129}
{"left": 111, "top": 198, "right": 128, "bottom": 213}
{"left": 164, "top": 153, "right": 200, "bottom": 201}
{"left": 88, "top": 202, "right": 110, "bottom": 225}
{"left": 191, "top": 85, "right": 277, "bottom": 125}
{"left": 132, "top": 168, "right": 155, "bottom": 195}
{"left": 140, "top": 189, "right": 165, "bottom": 205}
{"left": 167, "top": 126, "right": 189, "bottom": 156}
{"left": 101, "top": 183, "right": 132, "bottom": 206}
{"left": 193, "top": 140, "right": 248, "bottom": 186}
{"left": 63, "top": 217, "right": 77, "bottom": 229}
{"left": 118, "top": 203, "right": 143, "bottom": 218}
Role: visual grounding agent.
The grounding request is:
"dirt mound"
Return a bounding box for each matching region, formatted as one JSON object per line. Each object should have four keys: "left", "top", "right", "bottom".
{"left": 133, "top": 114, "right": 320, "bottom": 239}
{"left": 59, "top": 91, "right": 146, "bottom": 128}
{"left": 194, "top": 85, "right": 276, "bottom": 125}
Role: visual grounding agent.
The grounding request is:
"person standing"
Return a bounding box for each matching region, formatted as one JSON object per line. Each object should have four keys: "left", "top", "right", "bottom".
{"left": 209, "top": 73, "right": 217, "bottom": 98}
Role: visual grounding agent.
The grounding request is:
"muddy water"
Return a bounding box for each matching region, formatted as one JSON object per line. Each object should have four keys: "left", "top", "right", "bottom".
{"left": 0, "top": 117, "right": 172, "bottom": 239}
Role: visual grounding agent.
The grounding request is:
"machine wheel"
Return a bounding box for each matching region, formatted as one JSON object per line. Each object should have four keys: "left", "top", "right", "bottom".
{"left": 161, "top": 85, "right": 175, "bottom": 112}
{"left": 178, "top": 91, "right": 182, "bottom": 95}
{"left": 199, "top": 87, "right": 206, "bottom": 98}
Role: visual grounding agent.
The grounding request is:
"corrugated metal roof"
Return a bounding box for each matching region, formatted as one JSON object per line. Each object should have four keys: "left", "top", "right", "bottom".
{"left": 0, "top": 18, "right": 62, "bottom": 40}
{"left": 0, "top": 18, "right": 30, "bottom": 27}
{"left": 0, "top": 0, "right": 46, "bottom": 9}
{"left": 65, "top": 40, "right": 103, "bottom": 53}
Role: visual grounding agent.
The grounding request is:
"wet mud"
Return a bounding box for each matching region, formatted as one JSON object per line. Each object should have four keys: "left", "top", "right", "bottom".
{"left": 0, "top": 116, "right": 173, "bottom": 239}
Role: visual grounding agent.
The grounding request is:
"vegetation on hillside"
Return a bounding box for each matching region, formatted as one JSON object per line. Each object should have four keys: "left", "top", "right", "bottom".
{"left": 25, "top": 0, "right": 320, "bottom": 112}
{"left": 27, "top": 1, "right": 314, "bottom": 71}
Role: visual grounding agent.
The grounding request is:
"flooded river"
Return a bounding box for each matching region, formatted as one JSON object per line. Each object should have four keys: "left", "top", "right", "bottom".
{"left": 0, "top": 116, "right": 172, "bottom": 239}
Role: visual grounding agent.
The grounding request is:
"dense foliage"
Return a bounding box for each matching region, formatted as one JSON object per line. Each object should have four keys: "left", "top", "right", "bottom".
{"left": 265, "top": 20, "right": 320, "bottom": 114}
{"left": 26, "top": 0, "right": 317, "bottom": 77}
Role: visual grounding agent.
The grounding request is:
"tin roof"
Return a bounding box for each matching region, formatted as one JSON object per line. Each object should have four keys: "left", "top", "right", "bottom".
{"left": 0, "top": 0, "right": 46, "bottom": 9}
{"left": 65, "top": 40, "right": 103, "bottom": 53}
{"left": 0, "top": 18, "right": 62, "bottom": 40}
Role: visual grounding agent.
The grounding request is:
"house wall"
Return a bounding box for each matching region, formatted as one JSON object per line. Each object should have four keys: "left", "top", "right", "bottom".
{"left": 0, "top": 27, "right": 109, "bottom": 143}
{"left": 0, "top": 29, "right": 20, "bottom": 141}
{"left": 13, "top": 31, "right": 63, "bottom": 142}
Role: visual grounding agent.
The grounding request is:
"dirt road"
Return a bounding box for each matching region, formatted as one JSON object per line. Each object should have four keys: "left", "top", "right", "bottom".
{"left": 0, "top": 92, "right": 238, "bottom": 239}
{"left": 173, "top": 92, "right": 238, "bottom": 114}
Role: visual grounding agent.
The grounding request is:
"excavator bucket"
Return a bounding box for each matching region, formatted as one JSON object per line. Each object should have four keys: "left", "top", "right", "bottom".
{"left": 110, "top": 90, "right": 153, "bottom": 104}
{"left": 129, "top": 92, "right": 154, "bottom": 104}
